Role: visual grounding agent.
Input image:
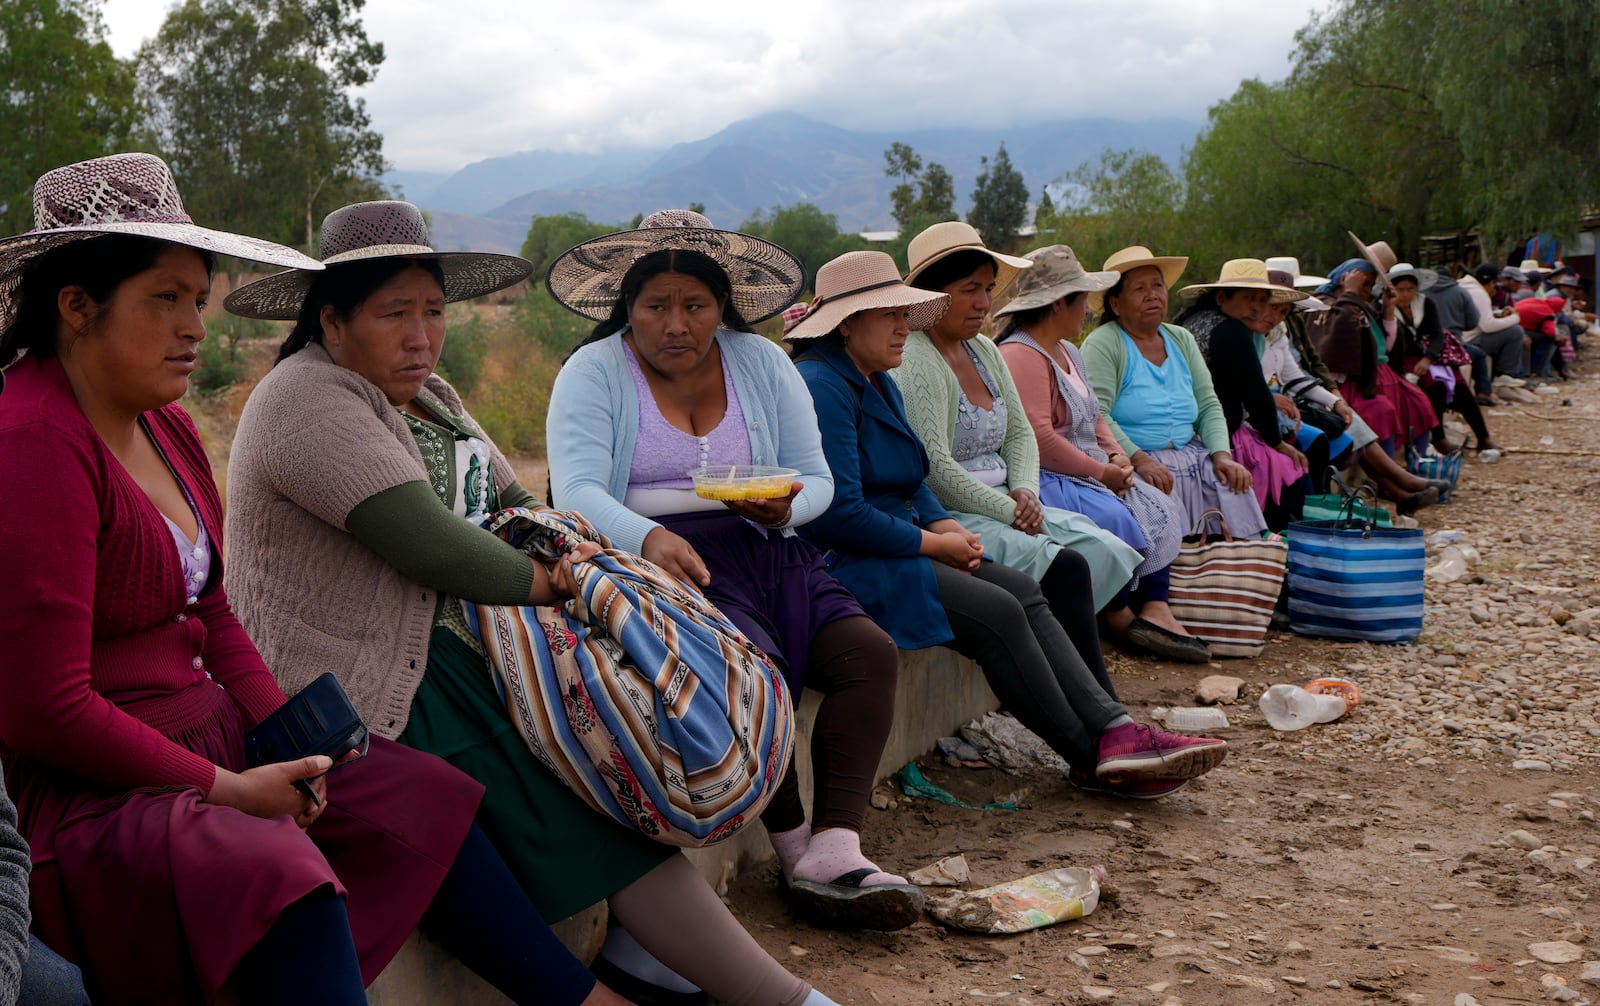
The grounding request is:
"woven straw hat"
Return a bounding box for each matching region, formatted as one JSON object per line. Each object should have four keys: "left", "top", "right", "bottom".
{"left": 1348, "top": 231, "right": 1399, "bottom": 279}
{"left": 0, "top": 152, "right": 319, "bottom": 337}
{"left": 1263, "top": 256, "right": 1328, "bottom": 288}
{"left": 545, "top": 209, "right": 804, "bottom": 324}
{"left": 1268, "top": 270, "right": 1329, "bottom": 312}
{"left": 783, "top": 251, "right": 949, "bottom": 341}
{"left": 1385, "top": 262, "right": 1438, "bottom": 291}
{"left": 224, "top": 201, "right": 532, "bottom": 320}
{"left": 1179, "top": 258, "right": 1310, "bottom": 302}
{"left": 993, "top": 244, "right": 1119, "bottom": 318}
{"left": 1088, "top": 245, "right": 1189, "bottom": 313}
{"left": 904, "top": 221, "right": 1032, "bottom": 297}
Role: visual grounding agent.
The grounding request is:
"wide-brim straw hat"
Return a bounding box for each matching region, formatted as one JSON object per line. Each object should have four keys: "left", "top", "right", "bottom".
{"left": 1385, "top": 262, "right": 1438, "bottom": 291}
{"left": 1180, "top": 258, "right": 1310, "bottom": 302}
{"left": 1263, "top": 256, "right": 1328, "bottom": 288}
{"left": 0, "top": 152, "right": 320, "bottom": 338}
{"left": 1518, "top": 258, "right": 1549, "bottom": 275}
{"left": 225, "top": 201, "right": 532, "bottom": 320}
{"left": 1089, "top": 245, "right": 1189, "bottom": 313}
{"left": 992, "top": 244, "right": 1119, "bottom": 317}
{"left": 1348, "top": 231, "right": 1399, "bottom": 280}
{"left": 545, "top": 209, "right": 804, "bottom": 324}
{"left": 784, "top": 251, "right": 948, "bottom": 341}
{"left": 1268, "top": 269, "right": 1328, "bottom": 312}
{"left": 904, "top": 221, "right": 1032, "bottom": 298}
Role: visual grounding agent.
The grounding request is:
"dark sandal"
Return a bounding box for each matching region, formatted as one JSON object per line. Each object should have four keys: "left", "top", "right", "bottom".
{"left": 785, "top": 868, "right": 925, "bottom": 931}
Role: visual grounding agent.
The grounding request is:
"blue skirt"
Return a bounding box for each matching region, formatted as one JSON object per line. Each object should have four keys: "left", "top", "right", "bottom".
{"left": 1037, "top": 472, "right": 1149, "bottom": 553}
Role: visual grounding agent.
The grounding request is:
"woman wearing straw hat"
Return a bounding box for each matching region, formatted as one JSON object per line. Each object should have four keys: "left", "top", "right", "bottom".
{"left": 1386, "top": 263, "right": 1498, "bottom": 453}
{"left": 1173, "top": 259, "right": 1316, "bottom": 530}
{"left": 992, "top": 245, "right": 1205, "bottom": 663}
{"left": 545, "top": 211, "right": 923, "bottom": 933}
{"left": 224, "top": 200, "right": 846, "bottom": 1003}
{"left": 0, "top": 160, "right": 631, "bottom": 1005}
{"left": 1309, "top": 233, "right": 1442, "bottom": 455}
{"left": 789, "top": 250, "right": 1226, "bottom": 798}
{"left": 1078, "top": 245, "right": 1268, "bottom": 538}
{"left": 896, "top": 223, "right": 1142, "bottom": 649}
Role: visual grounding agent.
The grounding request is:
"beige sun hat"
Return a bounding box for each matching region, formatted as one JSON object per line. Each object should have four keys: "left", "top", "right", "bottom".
{"left": 0, "top": 152, "right": 320, "bottom": 339}
{"left": 1179, "top": 258, "right": 1310, "bottom": 302}
{"left": 1348, "top": 231, "right": 1399, "bottom": 279}
{"left": 784, "top": 251, "right": 949, "bottom": 341}
{"left": 1263, "top": 256, "right": 1328, "bottom": 288}
{"left": 992, "top": 244, "right": 1119, "bottom": 318}
{"left": 1385, "top": 262, "right": 1438, "bottom": 291}
{"left": 225, "top": 200, "right": 533, "bottom": 320}
{"left": 545, "top": 209, "right": 804, "bottom": 324}
{"left": 1088, "top": 245, "right": 1189, "bottom": 313}
{"left": 904, "top": 221, "right": 1032, "bottom": 298}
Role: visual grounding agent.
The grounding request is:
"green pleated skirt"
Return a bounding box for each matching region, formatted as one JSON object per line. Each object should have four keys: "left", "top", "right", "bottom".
{"left": 401, "top": 627, "right": 674, "bottom": 921}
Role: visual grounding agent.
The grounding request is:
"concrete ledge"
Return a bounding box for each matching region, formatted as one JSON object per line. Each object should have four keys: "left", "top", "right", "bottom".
{"left": 366, "top": 646, "right": 996, "bottom": 1002}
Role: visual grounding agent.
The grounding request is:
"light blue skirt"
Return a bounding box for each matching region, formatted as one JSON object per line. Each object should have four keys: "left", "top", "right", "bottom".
{"left": 949, "top": 500, "right": 1141, "bottom": 613}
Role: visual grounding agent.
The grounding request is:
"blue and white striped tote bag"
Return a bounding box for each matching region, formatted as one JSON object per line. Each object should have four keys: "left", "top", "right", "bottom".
{"left": 1286, "top": 518, "right": 1425, "bottom": 643}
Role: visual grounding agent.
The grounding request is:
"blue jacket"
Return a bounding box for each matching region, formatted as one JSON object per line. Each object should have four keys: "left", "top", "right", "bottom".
{"left": 548, "top": 328, "right": 835, "bottom": 554}
{"left": 795, "top": 341, "right": 954, "bottom": 649}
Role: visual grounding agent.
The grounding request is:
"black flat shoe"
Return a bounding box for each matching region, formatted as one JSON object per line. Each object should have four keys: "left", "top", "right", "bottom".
{"left": 1397, "top": 485, "right": 1440, "bottom": 516}
{"left": 1127, "top": 618, "right": 1212, "bottom": 663}
{"left": 786, "top": 869, "right": 926, "bottom": 931}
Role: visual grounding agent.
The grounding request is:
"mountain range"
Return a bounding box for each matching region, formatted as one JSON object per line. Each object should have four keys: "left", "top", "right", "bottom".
{"left": 390, "top": 111, "right": 1200, "bottom": 254}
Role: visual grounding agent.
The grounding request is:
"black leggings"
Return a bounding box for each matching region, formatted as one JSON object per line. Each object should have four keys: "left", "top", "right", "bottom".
{"left": 1038, "top": 549, "right": 1119, "bottom": 698}
{"left": 233, "top": 823, "right": 596, "bottom": 1006}
{"left": 1425, "top": 378, "right": 1492, "bottom": 446}
{"left": 760, "top": 615, "right": 899, "bottom": 834}
{"left": 933, "top": 559, "right": 1126, "bottom": 773}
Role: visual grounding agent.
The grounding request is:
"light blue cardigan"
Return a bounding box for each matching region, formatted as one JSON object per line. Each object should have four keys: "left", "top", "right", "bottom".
{"left": 547, "top": 328, "right": 835, "bottom": 554}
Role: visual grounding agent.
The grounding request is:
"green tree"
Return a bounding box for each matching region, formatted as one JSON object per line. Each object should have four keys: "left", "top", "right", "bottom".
{"left": 135, "top": 0, "right": 387, "bottom": 258}
{"left": 520, "top": 212, "right": 614, "bottom": 288}
{"left": 0, "top": 0, "right": 135, "bottom": 232}
{"left": 1038, "top": 149, "right": 1186, "bottom": 276}
{"left": 967, "top": 143, "right": 1029, "bottom": 253}
{"left": 882, "top": 142, "right": 957, "bottom": 233}
{"left": 740, "top": 202, "right": 867, "bottom": 288}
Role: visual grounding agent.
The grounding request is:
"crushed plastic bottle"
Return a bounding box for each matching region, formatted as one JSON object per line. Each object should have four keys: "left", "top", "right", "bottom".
{"left": 1151, "top": 706, "right": 1231, "bottom": 731}
{"left": 1258, "top": 684, "right": 1348, "bottom": 731}
{"left": 1477, "top": 448, "right": 1502, "bottom": 464}
{"left": 1425, "top": 545, "right": 1470, "bottom": 583}
{"left": 1428, "top": 530, "right": 1468, "bottom": 546}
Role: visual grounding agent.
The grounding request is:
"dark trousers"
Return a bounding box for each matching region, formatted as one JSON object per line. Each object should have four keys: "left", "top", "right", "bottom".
{"left": 933, "top": 560, "right": 1125, "bottom": 773}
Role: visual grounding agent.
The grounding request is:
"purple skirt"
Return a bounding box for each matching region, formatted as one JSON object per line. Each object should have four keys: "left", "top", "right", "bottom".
{"left": 656, "top": 510, "right": 866, "bottom": 693}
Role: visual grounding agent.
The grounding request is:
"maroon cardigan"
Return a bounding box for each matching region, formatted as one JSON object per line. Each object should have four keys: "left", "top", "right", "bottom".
{"left": 0, "top": 357, "right": 287, "bottom": 798}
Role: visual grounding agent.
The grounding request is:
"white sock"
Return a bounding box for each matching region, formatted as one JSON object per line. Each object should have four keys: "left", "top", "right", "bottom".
{"left": 1105, "top": 713, "right": 1134, "bottom": 729}
{"left": 803, "top": 989, "right": 841, "bottom": 1006}
{"left": 598, "top": 926, "right": 701, "bottom": 995}
{"left": 792, "top": 828, "right": 907, "bottom": 888}
{"left": 768, "top": 822, "right": 812, "bottom": 882}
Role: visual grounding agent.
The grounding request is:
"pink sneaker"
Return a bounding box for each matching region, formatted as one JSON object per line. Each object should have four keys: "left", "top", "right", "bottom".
{"left": 1095, "top": 722, "right": 1227, "bottom": 783}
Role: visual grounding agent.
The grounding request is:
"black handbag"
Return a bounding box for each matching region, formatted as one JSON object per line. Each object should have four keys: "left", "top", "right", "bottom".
{"left": 245, "top": 672, "right": 369, "bottom": 769}
{"left": 1282, "top": 376, "right": 1348, "bottom": 436}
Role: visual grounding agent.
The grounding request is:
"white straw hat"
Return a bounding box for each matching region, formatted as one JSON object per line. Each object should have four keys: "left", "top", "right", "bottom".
{"left": 783, "top": 251, "right": 949, "bottom": 341}
{"left": 1263, "top": 256, "right": 1328, "bottom": 288}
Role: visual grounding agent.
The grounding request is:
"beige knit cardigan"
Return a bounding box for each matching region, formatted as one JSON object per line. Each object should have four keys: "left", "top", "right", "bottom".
{"left": 224, "top": 344, "right": 519, "bottom": 739}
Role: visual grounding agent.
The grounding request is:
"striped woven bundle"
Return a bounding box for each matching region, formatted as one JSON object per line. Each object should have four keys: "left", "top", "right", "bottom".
{"left": 467, "top": 507, "right": 794, "bottom": 848}
{"left": 1167, "top": 511, "right": 1288, "bottom": 658}
{"left": 1286, "top": 519, "right": 1425, "bottom": 643}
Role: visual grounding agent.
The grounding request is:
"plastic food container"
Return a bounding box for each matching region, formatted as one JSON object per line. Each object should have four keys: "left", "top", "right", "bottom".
{"left": 690, "top": 465, "right": 799, "bottom": 501}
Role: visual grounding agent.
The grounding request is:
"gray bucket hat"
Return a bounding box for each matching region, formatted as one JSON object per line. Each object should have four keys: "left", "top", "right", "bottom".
{"left": 224, "top": 200, "right": 533, "bottom": 320}
{"left": 993, "top": 245, "right": 1119, "bottom": 317}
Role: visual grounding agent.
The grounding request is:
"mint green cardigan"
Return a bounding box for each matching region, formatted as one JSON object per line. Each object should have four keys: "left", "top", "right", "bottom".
{"left": 894, "top": 331, "right": 1041, "bottom": 526}
{"left": 1078, "top": 321, "right": 1231, "bottom": 456}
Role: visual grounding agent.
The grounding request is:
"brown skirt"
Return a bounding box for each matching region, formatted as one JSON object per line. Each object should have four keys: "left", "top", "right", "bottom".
{"left": 13, "top": 682, "right": 482, "bottom": 1004}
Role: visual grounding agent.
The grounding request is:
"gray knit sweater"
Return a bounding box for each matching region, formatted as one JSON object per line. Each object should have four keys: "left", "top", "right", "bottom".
{"left": 0, "top": 767, "right": 31, "bottom": 1006}
{"left": 225, "top": 345, "right": 520, "bottom": 739}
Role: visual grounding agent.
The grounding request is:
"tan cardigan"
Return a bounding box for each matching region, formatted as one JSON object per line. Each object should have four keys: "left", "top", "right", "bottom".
{"left": 224, "top": 344, "right": 518, "bottom": 739}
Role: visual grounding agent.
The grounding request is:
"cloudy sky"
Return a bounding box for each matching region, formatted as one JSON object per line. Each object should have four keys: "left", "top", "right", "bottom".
{"left": 104, "top": 0, "right": 1322, "bottom": 174}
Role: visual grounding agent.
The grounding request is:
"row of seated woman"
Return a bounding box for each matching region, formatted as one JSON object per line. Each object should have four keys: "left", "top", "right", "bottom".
{"left": 0, "top": 156, "right": 1229, "bottom": 1005}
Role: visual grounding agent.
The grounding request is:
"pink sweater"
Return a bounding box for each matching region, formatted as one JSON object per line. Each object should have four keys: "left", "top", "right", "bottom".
{"left": 0, "top": 358, "right": 286, "bottom": 795}
{"left": 998, "top": 340, "right": 1123, "bottom": 480}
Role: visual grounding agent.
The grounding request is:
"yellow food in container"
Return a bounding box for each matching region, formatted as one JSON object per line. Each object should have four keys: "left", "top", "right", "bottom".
{"left": 691, "top": 466, "right": 799, "bottom": 501}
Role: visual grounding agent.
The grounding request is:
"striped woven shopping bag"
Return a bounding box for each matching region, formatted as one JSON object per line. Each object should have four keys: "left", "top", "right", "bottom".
{"left": 1167, "top": 510, "right": 1288, "bottom": 658}
{"left": 1286, "top": 498, "right": 1425, "bottom": 643}
{"left": 467, "top": 507, "right": 794, "bottom": 848}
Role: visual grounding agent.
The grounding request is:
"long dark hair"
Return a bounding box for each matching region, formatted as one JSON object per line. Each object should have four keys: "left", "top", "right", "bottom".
{"left": 1096, "top": 273, "right": 1129, "bottom": 326}
{"left": 276, "top": 258, "right": 447, "bottom": 364}
{"left": 995, "top": 292, "right": 1084, "bottom": 343}
{"left": 1, "top": 235, "right": 214, "bottom": 364}
{"left": 570, "top": 248, "right": 752, "bottom": 357}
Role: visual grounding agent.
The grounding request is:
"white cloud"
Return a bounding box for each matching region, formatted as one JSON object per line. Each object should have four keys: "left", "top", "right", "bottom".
{"left": 102, "top": 0, "right": 1321, "bottom": 172}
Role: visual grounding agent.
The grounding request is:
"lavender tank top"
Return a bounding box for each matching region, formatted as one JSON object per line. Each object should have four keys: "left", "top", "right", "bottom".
{"left": 624, "top": 341, "right": 752, "bottom": 489}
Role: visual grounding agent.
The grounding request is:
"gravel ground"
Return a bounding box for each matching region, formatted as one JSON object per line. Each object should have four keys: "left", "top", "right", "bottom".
{"left": 728, "top": 368, "right": 1600, "bottom": 1006}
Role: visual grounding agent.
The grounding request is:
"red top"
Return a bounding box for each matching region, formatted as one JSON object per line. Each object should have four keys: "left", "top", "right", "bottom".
{"left": 0, "top": 357, "right": 287, "bottom": 795}
{"left": 1514, "top": 297, "right": 1557, "bottom": 337}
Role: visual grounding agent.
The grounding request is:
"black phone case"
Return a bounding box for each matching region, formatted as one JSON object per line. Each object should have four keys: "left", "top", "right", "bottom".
{"left": 245, "top": 672, "right": 369, "bottom": 768}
